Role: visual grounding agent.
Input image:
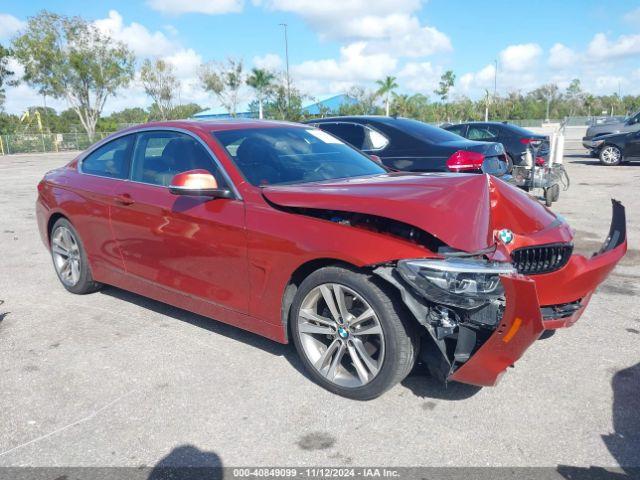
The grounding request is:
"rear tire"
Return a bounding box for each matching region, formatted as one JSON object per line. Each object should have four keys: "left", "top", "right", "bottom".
{"left": 50, "top": 218, "right": 102, "bottom": 294}
{"left": 599, "top": 145, "right": 622, "bottom": 166}
{"left": 290, "top": 266, "right": 417, "bottom": 400}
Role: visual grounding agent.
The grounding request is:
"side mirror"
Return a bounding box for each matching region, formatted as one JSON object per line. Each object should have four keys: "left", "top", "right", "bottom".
{"left": 370, "top": 154, "right": 384, "bottom": 166}
{"left": 169, "top": 169, "right": 233, "bottom": 199}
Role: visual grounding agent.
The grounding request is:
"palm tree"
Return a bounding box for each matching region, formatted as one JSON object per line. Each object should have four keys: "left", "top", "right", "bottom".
{"left": 246, "top": 68, "right": 275, "bottom": 119}
{"left": 376, "top": 76, "right": 399, "bottom": 116}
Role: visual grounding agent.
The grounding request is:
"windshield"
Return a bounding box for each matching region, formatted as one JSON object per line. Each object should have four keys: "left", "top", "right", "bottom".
{"left": 381, "top": 117, "right": 463, "bottom": 143}
{"left": 213, "top": 127, "right": 386, "bottom": 186}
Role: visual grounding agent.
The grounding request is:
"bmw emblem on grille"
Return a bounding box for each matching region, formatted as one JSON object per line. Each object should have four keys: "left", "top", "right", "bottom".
{"left": 498, "top": 229, "right": 514, "bottom": 244}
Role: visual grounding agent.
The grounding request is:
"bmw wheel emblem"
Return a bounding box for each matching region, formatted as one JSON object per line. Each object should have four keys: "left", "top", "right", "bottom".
{"left": 498, "top": 229, "right": 514, "bottom": 244}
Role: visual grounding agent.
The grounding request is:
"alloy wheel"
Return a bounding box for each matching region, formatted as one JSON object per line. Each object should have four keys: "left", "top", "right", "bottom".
{"left": 52, "top": 226, "right": 81, "bottom": 286}
{"left": 297, "top": 283, "right": 385, "bottom": 388}
{"left": 601, "top": 146, "right": 621, "bottom": 165}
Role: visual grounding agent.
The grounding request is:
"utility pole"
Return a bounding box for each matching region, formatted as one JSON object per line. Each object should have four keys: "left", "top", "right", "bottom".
{"left": 279, "top": 23, "right": 291, "bottom": 109}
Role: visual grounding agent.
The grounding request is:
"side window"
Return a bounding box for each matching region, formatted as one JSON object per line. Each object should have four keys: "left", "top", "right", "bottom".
{"left": 318, "top": 123, "right": 366, "bottom": 149}
{"left": 446, "top": 125, "right": 467, "bottom": 137}
{"left": 467, "top": 126, "right": 497, "bottom": 141}
{"left": 362, "top": 126, "right": 389, "bottom": 151}
{"left": 81, "top": 136, "right": 132, "bottom": 179}
{"left": 130, "top": 131, "right": 225, "bottom": 187}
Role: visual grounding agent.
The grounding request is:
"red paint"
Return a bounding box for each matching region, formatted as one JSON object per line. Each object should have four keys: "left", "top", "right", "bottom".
{"left": 449, "top": 276, "right": 545, "bottom": 386}
{"left": 36, "top": 120, "right": 626, "bottom": 386}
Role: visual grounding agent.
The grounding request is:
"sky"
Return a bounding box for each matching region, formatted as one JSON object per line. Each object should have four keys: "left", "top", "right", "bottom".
{"left": 1, "top": 0, "right": 639, "bottom": 115}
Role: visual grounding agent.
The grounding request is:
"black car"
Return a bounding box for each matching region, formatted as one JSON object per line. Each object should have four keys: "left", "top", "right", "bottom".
{"left": 305, "top": 116, "right": 509, "bottom": 176}
{"left": 444, "top": 122, "right": 550, "bottom": 168}
{"left": 592, "top": 130, "right": 640, "bottom": 166}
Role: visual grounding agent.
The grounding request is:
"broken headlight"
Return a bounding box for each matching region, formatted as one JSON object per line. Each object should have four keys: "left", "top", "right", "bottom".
{"left": 396, "top": 258, "right": 516, "bottom": 309}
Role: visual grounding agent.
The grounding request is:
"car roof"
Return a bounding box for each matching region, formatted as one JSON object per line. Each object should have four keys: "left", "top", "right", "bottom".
{"left": 307, "top": 115, "right": 399, "bottom": 124}
{"left": 119, "top": 118, "right": 304, "bottom": 135}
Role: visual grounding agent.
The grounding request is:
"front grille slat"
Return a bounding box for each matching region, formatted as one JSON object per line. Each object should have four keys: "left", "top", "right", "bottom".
{"left": 511, "top": 243, "right": 573, "bottom": 275}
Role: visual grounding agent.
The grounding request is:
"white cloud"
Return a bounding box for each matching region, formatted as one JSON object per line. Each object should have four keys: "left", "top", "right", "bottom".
{"left": 0, "top": 13, "right": 24, "bottom": 40}
{"left": 457, "top": 63, "right": 496, "bottom": 93}
{"left": 293, "top": 42, "right": 396, "bottom": 82}
{"left": 291, "top": 42, "right": 397, "bottom": 97}
{"left": 94, "top": 10, "right": 175, "bottom": 57}
{"left": 548, "top": 43, "right": 577, "bottom": 69}
{"left": 397, "top": 61, "right": 442, "bottom": 93}
{"left": 623, "top": 7, "right": 640, "bottom": 25}
{"left": 260, "top": 0, "right": 451, "bottom": 58}
{"left": 499, "top": 43, "right": 542, "bottom": 72}
{"left": 252, "top": 53, "right": 283, "bottom": 71}
{"left": 586, "top": 32, "right": 640, "bottom": 61}
{"left": 147, "top": 0, "right": 244, "bottom": 15}
{"left": 163, "top": 48, "right": 202, "bottom": 78}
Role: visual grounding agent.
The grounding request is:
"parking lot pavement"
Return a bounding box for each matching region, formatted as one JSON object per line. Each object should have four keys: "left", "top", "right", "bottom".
{"left": 0, "top": 151, "right": 638, "bottom": 470}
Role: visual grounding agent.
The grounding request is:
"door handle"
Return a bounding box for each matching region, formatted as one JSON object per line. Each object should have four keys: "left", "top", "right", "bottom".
{"left": 114, "top": 193, "right": 135, "bottom": 206}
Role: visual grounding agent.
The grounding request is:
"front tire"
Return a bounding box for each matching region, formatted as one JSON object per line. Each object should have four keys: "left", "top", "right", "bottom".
{"left": 290, "top": 266, "right": 417, "bottom": 400}
{"left": 599, "top": 145, "right": 622, "bottom": 166}
{"left": 50, "top": 218, "right": 102, "bottom": 294}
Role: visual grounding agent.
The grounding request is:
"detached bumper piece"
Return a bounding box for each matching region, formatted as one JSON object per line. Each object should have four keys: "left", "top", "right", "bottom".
{"left": 449, "top": 200, "right": 627, "bottom": 385}
{"left": 449, "top": 276, "right": 544, "bottom": 386}
{"left": 382, "top": 200, "right": 627, "bottom": 388}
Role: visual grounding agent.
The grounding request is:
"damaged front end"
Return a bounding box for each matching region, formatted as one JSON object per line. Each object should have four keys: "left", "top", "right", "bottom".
{"left": 375, "top": 200, "right": 627, "bottom": 387}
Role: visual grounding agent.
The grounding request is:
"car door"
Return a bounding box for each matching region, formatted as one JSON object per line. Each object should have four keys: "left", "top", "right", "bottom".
{"left": 625, "top": 130, "right": 640, "bottom": 159}
{"left": 70, "top": 134, "right": 135, "bottom": 276}
{"left": 622, "top": 111, "right": 640, "bottom": 134}
{"left": 108, "top": 129, "right": 249, "bottom": 314}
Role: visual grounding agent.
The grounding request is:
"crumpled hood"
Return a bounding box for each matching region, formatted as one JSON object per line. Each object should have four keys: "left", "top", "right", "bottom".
{"left": 262, "top": 172, "right": 559, "bottom": 252}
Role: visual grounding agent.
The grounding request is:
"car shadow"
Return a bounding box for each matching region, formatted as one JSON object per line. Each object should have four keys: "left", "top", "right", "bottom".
{"left": 100, "top": 285, "right": 481, "bottom": 402}
{"left": 99, "top": 286, "right": 306, "bottom": 377}
{"left": 147, "top": 444, "right": 223, "bottom": 480}
{"left": 401, "top": 363, "right": 482, "bottom": 400}
{"left": 556, "top": 362, "right": 640, "bottom": 479}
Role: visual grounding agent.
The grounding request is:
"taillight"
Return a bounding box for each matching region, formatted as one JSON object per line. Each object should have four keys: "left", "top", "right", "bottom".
{"left": 446, "top": 150, "right": 485, "bottom": 172}
{"left": 520, "top": 137, "right": 542, "bottom": 146}
{"left": 535, "top": 156, "right": 545, "bottom": 166}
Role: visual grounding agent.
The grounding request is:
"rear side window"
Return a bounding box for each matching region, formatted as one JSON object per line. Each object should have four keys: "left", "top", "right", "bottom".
{"left": 81, "top": 136, "right": 133, "bottom": 179}
{"left": 467, "top": 125, "right": 497, "bottom": 141}
{"left": 318, "top": 123, "right": 366, "bottom": 149}
{"left": 446, "top": 124, "right": 466, "bottom": 137}
{"left": 362, "top": 126, "right": 389, "bottom": 151}
{"left": 130, "top": 131, "right": 225, "bottom": 187}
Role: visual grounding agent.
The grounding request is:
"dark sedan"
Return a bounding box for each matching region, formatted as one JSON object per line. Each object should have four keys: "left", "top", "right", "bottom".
{"left": 592, "top": 130, "right": 640, "bottom": 166}
{"left": 444, "top": 121, "right": 550, "bottom": 168}
{"left": 305, "top": 116, "right": 509, "bottom": 176}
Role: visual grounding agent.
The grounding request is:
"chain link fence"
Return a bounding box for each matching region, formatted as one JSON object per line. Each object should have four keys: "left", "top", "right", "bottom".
{"left": 0, "top": 132, "right": 115, "bottom": 155}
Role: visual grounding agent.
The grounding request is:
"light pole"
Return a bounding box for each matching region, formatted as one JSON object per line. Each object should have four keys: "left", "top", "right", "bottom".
{"left": 279, "top": 23, "right": 291, "bottom": 109}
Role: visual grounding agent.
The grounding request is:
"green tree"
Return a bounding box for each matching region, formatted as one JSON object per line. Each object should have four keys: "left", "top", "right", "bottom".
{"left": 434, "top": 70, "right": 455, "bottom": 121}
{"left": 246, "top": 68, "right": 275, "bottom": 119}
{"left": 532, "top": 83, "right": 559, "bottom": 121}
{"left": 375, "top": 76, "right": 398, "bottom": 116}
{"left": 0, "top": 44, "right": 15, "bottom": 109}
{"left": 565, "top": 79, "right": 584, "bottom": 117}
{"left": 338, "top": 86, "right": 379, "bottom": 116}
{"left": 11, "top": 11, "right": 135, "bottom": 139}
{"left": 169, "top": 103, "right": 203, "bottom": 119}
{"left": 198, "top": 58, "right": 244, "bottom": 117}
{"left": 140, "top": 59, "right": 179, "bottom": 120}
{"left": 264, "top": 78, "right": 305, "bottom": 121}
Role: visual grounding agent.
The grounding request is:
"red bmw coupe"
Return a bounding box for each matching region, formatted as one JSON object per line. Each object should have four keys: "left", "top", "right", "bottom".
{"left": 36, "top": 120, "right": 626, "bottom": 400}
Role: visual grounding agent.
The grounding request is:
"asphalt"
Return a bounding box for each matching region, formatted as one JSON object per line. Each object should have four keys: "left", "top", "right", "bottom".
{"left": 0, "top": 148, "right": 638, "bottom": 471}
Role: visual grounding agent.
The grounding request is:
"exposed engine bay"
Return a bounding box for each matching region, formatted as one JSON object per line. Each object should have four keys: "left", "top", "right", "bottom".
{"left": 280, "top": 206, "right": 448, "bottom": 252}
